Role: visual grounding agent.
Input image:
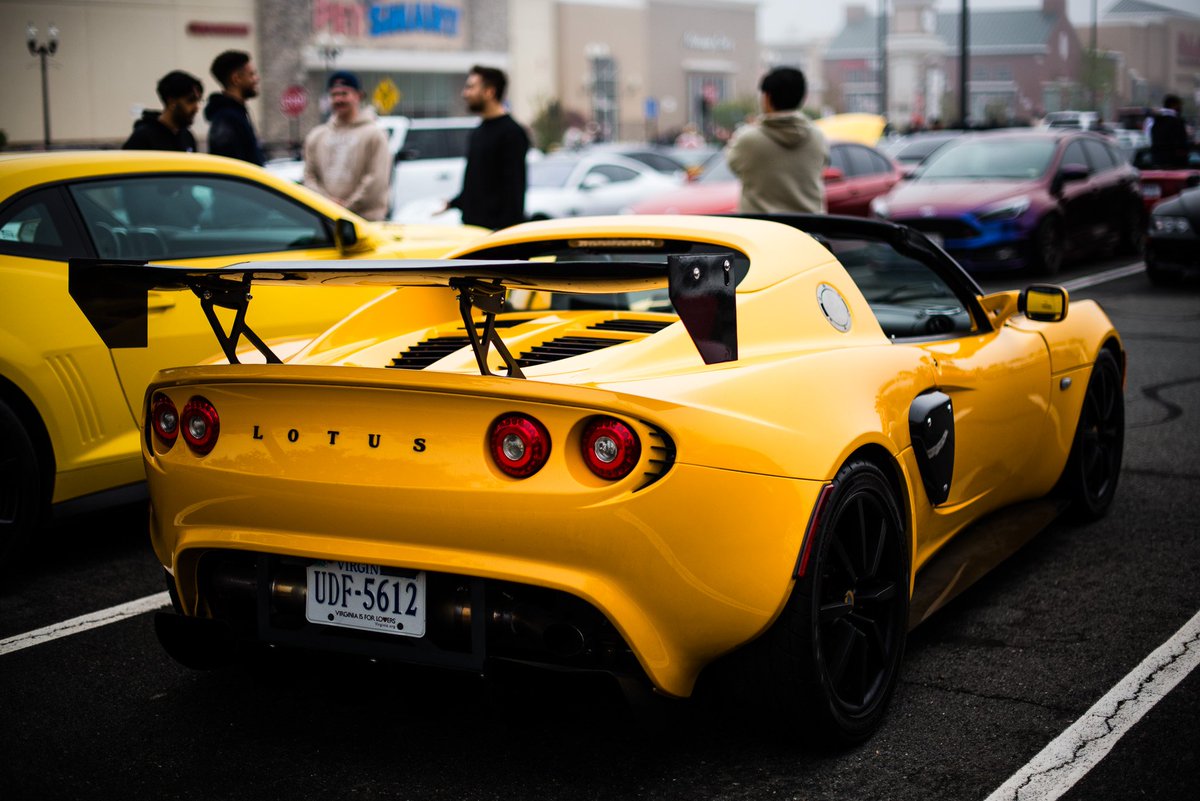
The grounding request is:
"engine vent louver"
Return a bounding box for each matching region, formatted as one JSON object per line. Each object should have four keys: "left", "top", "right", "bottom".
{"left": 516, "top": 336, "right": 624, "bottom": 367}
{"left": 636, "top": 425, "right": 677, "bottom": 492}
{"left": 588, "top": 319, "right": 674, "bottom": 334}
{"left": 389, "top": 335, "right": 472, "bottom": 369}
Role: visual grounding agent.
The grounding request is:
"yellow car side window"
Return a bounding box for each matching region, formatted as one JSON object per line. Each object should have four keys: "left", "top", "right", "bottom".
{"left": 69, "top": 175, "right": 334, "bottom": 261}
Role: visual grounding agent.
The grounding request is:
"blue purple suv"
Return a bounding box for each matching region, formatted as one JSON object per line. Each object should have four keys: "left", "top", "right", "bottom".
{"left": 870, "top": 129, "right": 1144, "bottom": 274}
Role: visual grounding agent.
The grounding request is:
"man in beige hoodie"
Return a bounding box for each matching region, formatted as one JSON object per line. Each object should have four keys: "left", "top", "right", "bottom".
{"left": 303, "top": 71, "right": 391, "bottom": 221}
{"left": 727, "top": 67, "right": 828, "bottom": 214}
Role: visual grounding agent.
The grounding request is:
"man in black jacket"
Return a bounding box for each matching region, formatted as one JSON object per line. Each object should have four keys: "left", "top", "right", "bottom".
{"left": 122, "top": 71, "right": 203, "bottom": 152}
{"left": 1150, "top": 95, "right": 1189, "bottom": 168}
{"left": 205, "top": 50, "right": 264, "bottom": 165}
{"left": 448, "top": 65, "right": 529, "bottom": 229}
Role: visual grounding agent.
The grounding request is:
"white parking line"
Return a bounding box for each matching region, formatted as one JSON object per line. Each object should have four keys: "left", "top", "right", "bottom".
{"left": 1060, "top": 262, "right": 1145, "bottom": 292}
{"left": 984, "top": 607, "right": 1200, "bottom": 801}
{"left": 0, "top": 591, "right": 170, "bottom": 656}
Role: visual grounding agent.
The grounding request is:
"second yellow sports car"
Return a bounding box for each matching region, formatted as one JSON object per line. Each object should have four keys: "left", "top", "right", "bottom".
{"left": 0, "top": 151, "right": 482, "bottom": 564}
{"left": 71, "top": 214, "right": 1124, "bottom": 744}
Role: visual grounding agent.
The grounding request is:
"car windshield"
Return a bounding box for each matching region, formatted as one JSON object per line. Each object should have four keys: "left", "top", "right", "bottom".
{"left": 918, "top": 139, "right": 1056, "bottom": 181}
{"left": 890, "top": 137, "right": 954, "bottom": 163}
{"left": 529, "top": 159, "right": 579, "bottom": 188}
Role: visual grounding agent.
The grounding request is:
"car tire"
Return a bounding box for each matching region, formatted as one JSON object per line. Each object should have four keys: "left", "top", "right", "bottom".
{"left": 1116, "top": 203, "right": 1145, "bottom": 257}
{"left": 1030, "top": 216, "right": 1063, "bottom": 276}
{"left": 0, "top": 399, "right": 43, "bottom": 565}
{"left": 716, "top": 460, "right": 909, "bottom": 746}
{"left": 1059, "top": 349, "right": 1124, "bottom": 523}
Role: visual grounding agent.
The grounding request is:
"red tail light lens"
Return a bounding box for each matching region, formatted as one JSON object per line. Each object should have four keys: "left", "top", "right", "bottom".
{"left": 489, "top": 414, "right": 551, "bottom": 478}
{"left": 581, "top": 417, "right": 641, "bottom": 480}
{"left": 181, "top": 396, "right": 220, "bottom": 455}
{"left": 150, "top": 393, "right": 178, "bottom": 448}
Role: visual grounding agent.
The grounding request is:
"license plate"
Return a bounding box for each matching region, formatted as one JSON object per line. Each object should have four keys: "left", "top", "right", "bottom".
{"left": 306, "top": 561, "right": 426, "bottom": 637}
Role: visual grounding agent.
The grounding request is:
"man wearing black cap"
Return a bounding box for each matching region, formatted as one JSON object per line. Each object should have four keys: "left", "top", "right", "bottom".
{"left": 123, "top": 71, "right": 204, "bottom": 152}
{"left": 302, "top": 71, "right": 391, "bottom": 221}
{"left": 205, "top": 50, "right": 265, "bottom": 165}
{"left": 447, "top": 65, "right": 529, "bottom": 229}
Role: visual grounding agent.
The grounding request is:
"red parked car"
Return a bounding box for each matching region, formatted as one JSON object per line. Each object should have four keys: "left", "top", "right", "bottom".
{"left": 627, "top": 141, "right": 902, "bottom": 216}
{"left": 1133, "top": 145, "right": 1200, "bottom": 214}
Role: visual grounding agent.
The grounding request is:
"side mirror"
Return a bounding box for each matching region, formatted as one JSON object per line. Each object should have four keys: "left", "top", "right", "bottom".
{"left": 334, "top": 218, "right": 359, "bottom": 252}
{"left": 1053, "top": 163, "right": 1090, "bottom": 194}
{"left": 1018, "top": 284, "right": 1068, "bottom": 322}
{"left": 822, "top": 166, "right": 845, "bottom": 183}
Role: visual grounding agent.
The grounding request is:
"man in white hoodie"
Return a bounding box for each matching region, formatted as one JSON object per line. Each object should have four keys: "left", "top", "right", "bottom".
{"left": 727, "top": 67, "right": 828, "bottom": 214}
{"left": 303, "top": 71, "right": 391, "bottom": 221}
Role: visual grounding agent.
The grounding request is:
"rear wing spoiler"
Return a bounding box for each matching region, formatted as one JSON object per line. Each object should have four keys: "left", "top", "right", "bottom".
{"left": 69, "top": 256, "right": 738, "bottom": 378}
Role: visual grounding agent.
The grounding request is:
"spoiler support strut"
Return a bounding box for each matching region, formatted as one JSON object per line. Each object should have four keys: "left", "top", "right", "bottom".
{"left": 453, "top": 279, "right": 525, "bottom": 379}
{"left": 197, "top": 274, "right": 282, "bottom": 365}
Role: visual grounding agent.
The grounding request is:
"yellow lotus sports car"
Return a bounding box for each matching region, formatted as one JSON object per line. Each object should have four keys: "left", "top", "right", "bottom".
{"left": 70, "top": 214, "right": 1124, "bottom": 743}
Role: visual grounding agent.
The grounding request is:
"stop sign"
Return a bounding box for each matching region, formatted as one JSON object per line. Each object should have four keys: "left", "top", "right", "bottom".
{"left": 280, "top": 85, "right": 308, "bottom": 117}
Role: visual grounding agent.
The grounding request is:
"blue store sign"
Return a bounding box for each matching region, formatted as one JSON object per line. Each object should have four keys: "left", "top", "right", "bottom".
{"left": 369, "top": 3, "right": 460, "bottom": 37}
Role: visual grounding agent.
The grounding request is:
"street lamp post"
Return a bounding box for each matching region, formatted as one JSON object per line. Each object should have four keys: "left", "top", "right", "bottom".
{"left": 959, "top": 0, "right": 969, "bottom": 128}
{"left": 26, "top": 23, "right": 59, "bottom": 150}
{"left": 877, "top": 0, "right": 888, "bottom": 120}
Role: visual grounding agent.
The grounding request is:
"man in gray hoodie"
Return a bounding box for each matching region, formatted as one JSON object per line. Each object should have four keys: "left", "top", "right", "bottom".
{"left": 727, "top": 67, "right": 828, "bottom": 214}
{"left": 303, "top": 71, "right": 391, "bottom": 221}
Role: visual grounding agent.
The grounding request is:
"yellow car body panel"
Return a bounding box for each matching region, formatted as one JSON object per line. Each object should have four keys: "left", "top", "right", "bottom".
{"left": 111, "top": 215, "right": 1121, "bottom": 700}
{"left": 0, "top": 151, "right": 481, "bottom": 511}
{"left": 814, "top": 113, "right": 888, "bottom": 146}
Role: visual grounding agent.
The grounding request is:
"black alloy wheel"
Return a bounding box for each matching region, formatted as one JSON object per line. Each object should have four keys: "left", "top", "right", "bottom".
{"left": 714, "top": 460, "right": 908, "bottom": 746}
{"left": 811, "top": 463, "right": 908, "bottom": 722}
{"left": 1061, "top": 348, "right": 1125, "bottom": 522}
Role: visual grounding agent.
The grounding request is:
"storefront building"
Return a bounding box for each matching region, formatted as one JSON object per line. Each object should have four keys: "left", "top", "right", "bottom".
{"left": 0, "top": 0, "right": 758, "bottom": 152}
{"left": 555, "top": 0, "right": 759, "bottom": 143}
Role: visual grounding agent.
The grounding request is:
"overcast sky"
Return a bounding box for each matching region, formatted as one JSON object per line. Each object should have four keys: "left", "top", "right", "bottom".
{"left": 758, "top": 0, "right": 1200, "bottom": 43}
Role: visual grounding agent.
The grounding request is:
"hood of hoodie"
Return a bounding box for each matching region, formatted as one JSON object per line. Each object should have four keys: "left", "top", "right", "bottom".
{"left": 759, "top": 112, "right": 814, "bottom": 150}
{"left": 204, "top": 92, "right": 246, "bottom": 122}
{"left": 328, "top": 106, "right": 379, "bottom": 130}
{"left": 131, "top": 109, "right": 161, "bottom": 132}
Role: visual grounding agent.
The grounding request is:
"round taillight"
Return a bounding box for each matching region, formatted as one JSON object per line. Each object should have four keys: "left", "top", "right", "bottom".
{"left": 181, "top": 396, "right": 220, "bottom": 455}
{"left": 150, "top": 393, "right": 178, "bottom": 447}
{"left": 489, "top": 414, "right": 551, "bottom": 478}
{"left": 581, "top": 417, "right": 641, "bottom": 481}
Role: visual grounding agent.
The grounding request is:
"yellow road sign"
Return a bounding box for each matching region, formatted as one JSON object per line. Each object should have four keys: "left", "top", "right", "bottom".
{"left": 373, "top": 78, "right": 401, "bottom": 114}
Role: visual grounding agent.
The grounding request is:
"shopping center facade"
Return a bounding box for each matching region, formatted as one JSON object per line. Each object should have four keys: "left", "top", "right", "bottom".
{"left": 1, "top": 0, "right": 761, "bottom": 152}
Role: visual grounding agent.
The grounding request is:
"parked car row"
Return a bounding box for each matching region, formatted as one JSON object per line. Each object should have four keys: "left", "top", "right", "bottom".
{"left": 627, "top": 140, "right": 903, "bottom": 217}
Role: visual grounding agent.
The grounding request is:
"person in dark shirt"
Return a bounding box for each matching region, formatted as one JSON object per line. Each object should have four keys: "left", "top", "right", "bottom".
{"left": 448, "top": 65, "right": 529, "bottom": 229}
{"left": 1149, "top": 94, "right": 1189, "bottom": 169}
{"left": 204, "top": 50, "right": 264, "bottom": 165}
{"left": 122, "top": 71, "right": 203, "bottom": 152}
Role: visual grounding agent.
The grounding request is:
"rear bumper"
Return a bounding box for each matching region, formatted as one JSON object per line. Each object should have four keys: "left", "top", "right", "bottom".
{"left": 153, "top": 463, "right": 823, "bottom": 697}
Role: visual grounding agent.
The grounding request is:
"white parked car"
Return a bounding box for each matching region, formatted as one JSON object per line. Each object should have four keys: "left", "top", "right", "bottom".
{"left": 264, "top": 115, "right": 478, "bottom": 214}
{"left": 525, "top": 152, "right": 682, "bottom": 219}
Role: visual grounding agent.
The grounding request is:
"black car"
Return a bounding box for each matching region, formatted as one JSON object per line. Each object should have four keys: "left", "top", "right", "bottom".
{"left": 1145, "top": 185, "right": 1200, "bottom": 284}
